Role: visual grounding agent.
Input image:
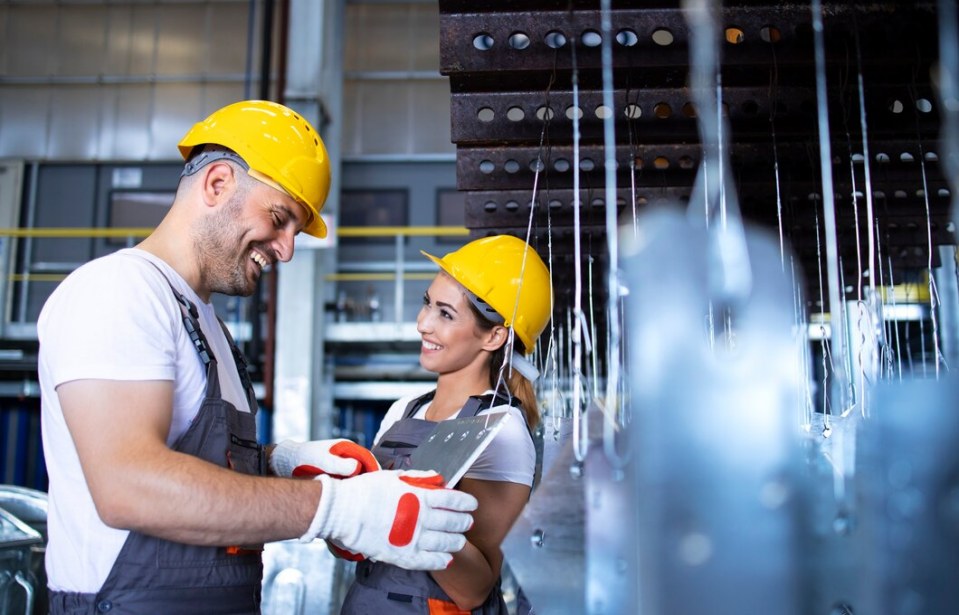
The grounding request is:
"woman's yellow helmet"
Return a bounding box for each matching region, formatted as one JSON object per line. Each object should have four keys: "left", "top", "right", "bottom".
{"left": 422, "top": 235, "right": 552, "bottom": 353}
{"left": 178, "top": 100, "right": 331, "bottom": 238}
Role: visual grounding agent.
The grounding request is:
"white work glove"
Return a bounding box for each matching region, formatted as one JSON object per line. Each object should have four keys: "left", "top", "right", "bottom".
{"left": 302, "top": 470, "right": 478, "bottom": 571}
{"left": 270, "top": 438, "right": 379, "bottom": 479}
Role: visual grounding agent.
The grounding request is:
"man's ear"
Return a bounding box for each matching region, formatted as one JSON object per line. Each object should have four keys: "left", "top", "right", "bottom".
{"left": 199, "top": 161, "right": 235, "bottom": 207}
{"left": 481, "top": 325, "right": 509, "bottom": 352}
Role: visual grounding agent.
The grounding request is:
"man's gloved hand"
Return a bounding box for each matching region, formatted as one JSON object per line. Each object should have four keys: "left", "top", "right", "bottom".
{"left": 270, "top": 439, "right": 379, "bottom": 479}
{"left": 325, "top": 538, "right": 365, "bottom": 562}
{"left": 302, "top": 470, "right": 478, "bottom": 571}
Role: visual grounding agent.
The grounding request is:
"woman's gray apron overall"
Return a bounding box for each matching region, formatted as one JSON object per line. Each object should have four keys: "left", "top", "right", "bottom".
{"left": 340, "top": 390, "right": 518, "bottom": 615}
{"left": 48, "top": 275, "right": 267, "bottom": 614}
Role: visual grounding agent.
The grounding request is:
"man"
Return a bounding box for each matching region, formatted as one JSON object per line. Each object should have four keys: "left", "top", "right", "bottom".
{"left": 37, "top": 100, "right": 477, "bottom": 614}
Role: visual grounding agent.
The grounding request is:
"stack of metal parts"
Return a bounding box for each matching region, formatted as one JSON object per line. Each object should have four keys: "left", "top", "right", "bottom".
{"left": 443, "top": 2, "right": 959, "bottom": 614}
{"left": 439, "top": 0, "right": 953, "bottom": 313}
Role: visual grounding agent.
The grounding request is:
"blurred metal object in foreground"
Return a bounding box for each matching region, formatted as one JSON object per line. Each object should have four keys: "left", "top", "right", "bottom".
{"left": 623, "top": 206, "right": 807, "bottom": 615}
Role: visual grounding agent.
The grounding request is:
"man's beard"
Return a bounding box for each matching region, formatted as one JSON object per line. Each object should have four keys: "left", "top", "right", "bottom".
{"left": 193, "top": 191, "right": 259, "bottom": 298}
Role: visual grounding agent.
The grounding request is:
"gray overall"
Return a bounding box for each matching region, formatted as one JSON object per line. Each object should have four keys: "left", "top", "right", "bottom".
{"left": 48, "top": 277, "right": 267, "bottom": 615}
{"left": 340, "top": 390, "right": 518, "bottom": 615}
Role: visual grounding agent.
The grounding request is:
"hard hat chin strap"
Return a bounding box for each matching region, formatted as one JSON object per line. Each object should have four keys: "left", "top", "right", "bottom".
{"left": 509, "top": 350, "right": 540, "bottom": 382}
{"left": 464, "top": 288, "right": 506, "bottom": 325}
{"left": 180, "top": 146, "right": 249, "bottom": 178}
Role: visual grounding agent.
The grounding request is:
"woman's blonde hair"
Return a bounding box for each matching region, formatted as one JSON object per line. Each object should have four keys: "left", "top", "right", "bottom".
{"left": 468, "top": 301, "right": 540, "bottom": 430}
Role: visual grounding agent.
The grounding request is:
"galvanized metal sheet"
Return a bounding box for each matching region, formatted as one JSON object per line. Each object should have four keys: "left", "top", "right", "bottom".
{"left": 408, "top": 411, "right": 511, "bottom": 487}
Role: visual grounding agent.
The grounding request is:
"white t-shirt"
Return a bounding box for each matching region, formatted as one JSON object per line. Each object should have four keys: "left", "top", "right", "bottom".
{"left": 37, "top": 248, "right": 251, "bottom": 593}
{"left": 374, "top": 391, "right": 535, "bottom": 486}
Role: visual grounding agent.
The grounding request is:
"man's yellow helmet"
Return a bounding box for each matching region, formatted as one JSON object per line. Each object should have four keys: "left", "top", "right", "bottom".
{"left": 423, "top": 235, "right": 552, "bottom": 353}
{"left": 178, "top": 100, "right": 331, "bottom": 238}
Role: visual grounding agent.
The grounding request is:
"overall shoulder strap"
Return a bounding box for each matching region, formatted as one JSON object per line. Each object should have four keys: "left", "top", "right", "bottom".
{"left": 403, "top": 390, "right": 437, "bottom": 419}
{"left": 137, "top": 258, "right": 216, "bottom": 368}
{"left": 459, "top": 391, "right": 517, "bottom": 418}
{"left": 216, "top": 318, "right": 258, "bottom": 413}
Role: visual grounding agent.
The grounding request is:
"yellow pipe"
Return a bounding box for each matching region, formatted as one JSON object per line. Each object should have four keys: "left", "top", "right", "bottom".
{"left": 9, "top": 274, "right": 66, "bottom": 282}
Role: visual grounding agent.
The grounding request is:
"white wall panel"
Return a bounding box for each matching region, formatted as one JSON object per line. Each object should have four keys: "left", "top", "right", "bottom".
{"left": 0, "top": 1, "right": 259, "bottom": 161}
{"left": 0, "top": 91, "right": 49, "bottom": 158}
{"left": 342, "top": 2, "right": 453, "bottom": 158}
{"left": 109, "top": 84, "right": 155, "bottom": 160}
{"left": 58, "top": 6, "right": 110, "bottom": 76}
{"left": 47, "top": 87, "right": 103, "bottom": 160}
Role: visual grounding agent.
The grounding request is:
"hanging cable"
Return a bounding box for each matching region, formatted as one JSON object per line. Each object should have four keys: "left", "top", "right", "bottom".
{"left": 811, "top": 0, "right": 850, "bottom": 414}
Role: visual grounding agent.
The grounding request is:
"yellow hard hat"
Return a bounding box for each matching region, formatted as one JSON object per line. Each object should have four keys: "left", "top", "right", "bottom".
{"left": 422, "top": 235, "right": 552, "bottom": 353}
{"left": 178, "top": 100, "right": 331, "bottom": 238}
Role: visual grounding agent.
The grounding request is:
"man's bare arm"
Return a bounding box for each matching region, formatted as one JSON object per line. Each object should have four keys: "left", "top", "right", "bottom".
{"left": 58, "top": 378, "right": 321, "bottom": 546}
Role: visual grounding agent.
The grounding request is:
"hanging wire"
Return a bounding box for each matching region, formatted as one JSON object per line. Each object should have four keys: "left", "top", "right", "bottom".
{"left": 768, "top": 62, "right": 787, "bottom": 270}
{"left": 793, "top": 254, "right": 815, "bottom": 432}
{"left": 853, "top": 28, "right": 878, "bottom": 302}
{"left": 599, "top": 0, "right": 630, "bottom": 469}
{"left": 874, "top": 223, "right": 896, "bottom": 381}
{"left": 912, "top": 86, "right": 949, "bottom": 376}
{"left": 567, "top": 8, "right": 589, "bottom": 463}
{"left": 811, "top": 0, "right": 850, "bottom": 414}
{"left": 684, "top": 0, "right": 752, "bottom": 300}
{"left": 814, "top": 207, "right": 833, "bottom": 432}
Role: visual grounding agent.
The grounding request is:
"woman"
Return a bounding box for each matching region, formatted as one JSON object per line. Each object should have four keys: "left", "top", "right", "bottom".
{"left": 339, "top": 234, "right": 552, "bottom": 614}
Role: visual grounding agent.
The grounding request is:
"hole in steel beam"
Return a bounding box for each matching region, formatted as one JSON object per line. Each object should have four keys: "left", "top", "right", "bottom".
{"left": 654, "top": 156, "right": 670, "bottom": 169}
{"left": 653, "top": 103, "right": 672, "bottom": 119}
{"left": 925, "top": 151, "right": 938, "bottom": 161}
{"left": 624, "top": 104, "right": 642, "bottom": 119}
{"left": 916, "top": 98, "right": 933, "bottom": 113}
{"left": 582, "top": 30, "right": 602, "bottom": 47}
{"left": 900, "top": 152, "right": 915, "bottom": 163}
{"left": 566, "top": 106, "right": 583, "bottom": 120}
{"left": 876, "top": 153, "right": 890, "bottom": 163}
{"left": 484, "top": 201, "right": 497, "bottom": 212}
{"left": 580, "top": 158, "right": 595, "bottom": 172}
{"left": 652, "top": 28, "right": 674, "bottom": 46}
{"left": 725, "top": 27, "right": 745, "bottom": 44}
{"left": 505, "top": 200, "right": 519, "bottom": 211}
{"left": 530, "top": 158, "right": 545, "bottom": 172}
{"left": 939, "top": 188, "right": 951, "bottom": 198}
{"left": 507, "top": 106, "right": 525, "bottom": 121}
{"left": 477, "top": 107, "right": 495, "bottom": 122}
{"left": 504, "top": 159, "right": 520, "bottom": 173}
{"left": 595, "top": 105, "right": 612, "bottom": 119}
{"left": 616, "top": 29, "right": 638, "bottom": 47}
{"left": 544, "top": 31, "right": 567, "bottom": 48}
{"left": 479, "top": 160, "right": 495, "bottom": 174}
{"left": 889, "top": 99, "right": 904, "bottom": 114}
{"left": 678, "top": 156, "right": 695, "bottom": 169}
{"left": 894, "top": 190, "right": 908, "bottom": 199}
{"left": 554, "top": 158, "right": 570, "bottom": 172}
{"left": 509, "top": 32, "right": 530, "bottom": 50}
{"left": 760, "top": 26, "right": 781, "bottom": 43}
{"left": 682, "top": 102, "right": 697, "bottom": 118}
{"left": 536, "top": 106, "right": 555, "bottom": 121}
{"left": 549, "top": 199, "right": 563, "bottom": 210}
{"left": 591, "top": 197, "right": 605, "bottom": 207}
{"left": 473, "top": 33, "right": 494, "bottom": 51}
